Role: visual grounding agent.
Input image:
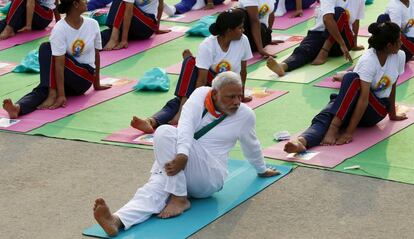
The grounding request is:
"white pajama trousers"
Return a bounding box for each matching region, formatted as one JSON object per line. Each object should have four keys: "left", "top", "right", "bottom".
{"left": 114, "top": 125, "right": 225, "bottom": 230}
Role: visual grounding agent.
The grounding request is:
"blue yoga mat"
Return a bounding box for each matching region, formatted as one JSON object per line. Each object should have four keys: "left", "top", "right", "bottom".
{"left": 83, "top": 159, "right": 292, "bottom": 238}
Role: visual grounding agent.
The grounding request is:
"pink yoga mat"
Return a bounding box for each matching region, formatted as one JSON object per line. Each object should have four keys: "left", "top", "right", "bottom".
{"left": 0, "top": 77, "right": 136, "bottom": 132}
{"left": 315, "top": 61, "right": 414, "bottom": 89}
{"left": 165, "top": 34, "right": 304, "bottom": 75}
{"left": 161, "top": 1, "right": 236, "bottom": 23}
{"left": 272, "top": 5, "right": 317, "bottom": 30}
{"left": 263, "top": 106, "right": 414, "bottom": 168}
{"left": 358, "top": 26, "right": 370, "bottom": 37}
{"left": 0, "top": 23, "right": 55, "bottom": 51}
{"left": 103, "top": 89, "right": 288, "bottom": 146}
{"left": 100, "top": 29, "right": 185, "bottom": 67}
{"left": 0, "top": 61, "right": 18, "bottom": 76}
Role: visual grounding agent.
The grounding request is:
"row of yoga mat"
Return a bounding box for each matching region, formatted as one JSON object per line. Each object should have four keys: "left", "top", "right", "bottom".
{"left": 0, "top": 0, "right": 318, "bottom": 52}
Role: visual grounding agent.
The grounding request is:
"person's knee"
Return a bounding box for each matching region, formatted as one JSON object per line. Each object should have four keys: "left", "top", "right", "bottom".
{"left": 153, "top": 125, "right": 177, "bottom": 146}
{"left": 376, "top": 14, "right": 390, "bottom": 24}
{"left": 341, "top": 72, "right": 361, "bottom": 88}
{"left": 39, "top": 42, "right": 51, "bottom": 54}
{"left": 333, "top": 7, "right": 345, "bottom": 21}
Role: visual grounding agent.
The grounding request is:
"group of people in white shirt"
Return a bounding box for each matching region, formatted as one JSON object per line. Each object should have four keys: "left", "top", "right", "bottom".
{"left": 0, "top": 0, "right": 412, "bottom": 236}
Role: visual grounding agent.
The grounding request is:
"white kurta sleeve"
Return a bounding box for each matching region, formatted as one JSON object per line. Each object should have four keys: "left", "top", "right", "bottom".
{"left": 239, "top": 108, "right": 267, "bottom": 174}
{"left": 176, "top": 88, "right": 207, "bottom": 156}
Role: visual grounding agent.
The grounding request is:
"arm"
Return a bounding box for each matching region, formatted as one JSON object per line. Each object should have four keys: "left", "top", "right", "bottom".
{"left": 118, "top": 2, "right": 134, "bottom": 48}
{"left": 93, "top": 49, "right": 111, "bottom": 90}
{"left": 240, "top": 61, "right": 252, "bottom": 102}
{"left": 154, "top": 0, "right": 171, "bottom": 34}
{"left": 239, "top": 109, "right": 279, "bottom": 177}
{"left": 19, "top": 0, "right": 35, "bottom": 32}
{"left": 245, "top": 6, "right": 271, "bottom": 57}
{"left": 351, "top": 20, "right": 364, "bottom": 51}
{"left": 388, "top": 83, "right": 408, "bottom": 121}
{"left": 268, "top": 10, "right": 275, "bottom": 30}
{"left": 54, "top": 0, "right": 61, "bottom": 21}
{"left": 323, "top": 13, "right": 352, "bottom": 61}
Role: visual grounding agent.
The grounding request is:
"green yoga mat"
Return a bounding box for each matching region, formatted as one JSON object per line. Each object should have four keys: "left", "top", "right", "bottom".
{"left": 83, "top": 160, "right": 293, "bottom": 238}
{"left": 247, "top": 37, "right": 368, "bottom": 83}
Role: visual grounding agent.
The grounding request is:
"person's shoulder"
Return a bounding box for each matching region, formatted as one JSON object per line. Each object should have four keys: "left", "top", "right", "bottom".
{"left": 201, "top": 35, "right": 216, "bottom": 46}
{"left": 237, "top": 103, "right": 255, "bottom": 120}
{"left": 397, "top": 50, "right": 406, "bottom": 62}
{"left": 83, "top": 17, "right": 100, "bottom": 28}
{"left": 191, "top": 86, "right": 211, "bottom": 99}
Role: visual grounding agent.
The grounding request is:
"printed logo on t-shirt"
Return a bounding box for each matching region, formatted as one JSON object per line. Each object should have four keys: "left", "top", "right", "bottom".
{"left": 374, "top": 75, "right": 391, "bottom": 92}
{"left": 258, "top": 4, "right": 270, "bottom": 19}
{"left": 72, "top": 39, "right": 85, "bottom": 57}
{"left": 136, "top": 0, "right": 151, "bottom": 6}
{"left": 215, "top": 60, "right": 232, "bottom": 73}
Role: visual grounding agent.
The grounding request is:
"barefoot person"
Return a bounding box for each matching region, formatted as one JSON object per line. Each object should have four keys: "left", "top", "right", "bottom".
{"left": 284, "top": 22, "right": 408, "bottom": 153}
{"left": 131, "top": 9, "right": 253, "bottom": 134}
{"left": 163, "top": 0, "right": 225, "bottom": 17}
{"left": 274, "top": 0, "right": 317, "bottom": 18}
{"left": 100, "top": 0, "right": 168, "bottom": 51}
{"left": 2, "top": 0, "right": 111, "bottom": 118}
{"left": 267, "top": 0, "right": 365, "bottom": 76}
{"left": 376, "top": 0, "right": 414, "bottom": 62}
{"left": 93, "top": 71, "right": 280, "bottom": 237}
{"left": 238, "top": 0, "right": 281, "bottom": 57}
{"left": 0, "top": 0, "right": 56, "bottom": 40}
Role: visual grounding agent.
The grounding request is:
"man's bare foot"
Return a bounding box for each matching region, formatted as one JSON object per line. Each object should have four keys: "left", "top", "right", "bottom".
{"left": 284, "top": 138, "right": 307, "bottom": 153}
{"left": 2, "top": 99, "right": 20, "bottom": 119}
{"left": 321, "top": 124, "right": 339, "bottom": 145}
{"left": 266, "top": 57, "right": 285, "bottom": 76}
{"left": 158, "top": 195, "right": 190, "bottom": 219}
{"left": 37, "top": 89, "right": 57, "bottom": 109}
{"left": 93, "top": 198, "right": 122, "bottom": 237}
{"left": 130, "top": 116, "right": 155, "bottom": 133}
{"left": 182, "top": 49, "right": 193, "bottom": 59}
{"left": 0, "top": 25, "right": 15, "bottom": 40}
{"left": 311, "top": 49, "right": 329, "bottom": 65}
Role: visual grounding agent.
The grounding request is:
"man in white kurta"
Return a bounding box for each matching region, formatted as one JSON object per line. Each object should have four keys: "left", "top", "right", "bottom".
{"left": 93, "top": 71, "right": 279, "bottom": 236}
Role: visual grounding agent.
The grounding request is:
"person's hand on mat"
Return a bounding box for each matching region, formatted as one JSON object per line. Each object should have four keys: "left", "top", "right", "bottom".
{"left": 258, "top": 49, "right": 274, "bottom": 58}
{"left": 18, "top": 25, "right": 32, "bottom": 32}
{"left": 165, "top": 154, "right": 188, "bottom": 176}
{"left": 340, "top": 44, "right": 353, "bottom": 63}
{"left": 242, "top": 95, "right": 253, "bottom": 103}
{"left": 94, "top": 84, "right": 112, "bottom": 91}
{"left": 114, "top": 41, "right": 128, "bottom": 50}
{"left": 335, "top": 132, "right": 353, "bottom": 145}
{"left": 49, "top": 96, "right": 67, "bottom": 109}
{"left": 258, "top": 167, "right": 280, "bottom": 177}
{"left": 290, "top": 10, "right": 303, "bottom": 18}
{"left": 155, "top": 28, "right": 171, "bottom": 34}
{"left": 390, "top": 112, "right": 408, "bottom": 121}
{"left": 352, "top": 45, "right": 365, "bottom": 51}
{"left": 332, "top": 71, "right": 347, "bottom": 82}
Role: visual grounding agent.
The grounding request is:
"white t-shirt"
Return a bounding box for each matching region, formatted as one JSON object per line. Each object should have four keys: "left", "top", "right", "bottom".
{"left": 385, "top": 0, "right": 414, "bottom": 38}
{"left": 38, "top": 0, "right": 55, "bottom": 9}
{"left": 311, "top": 0, "right": 365, "bottom": 32}
{"left": 239, "top": 0, "right": 275, "bottom": 27}
{"left": 50, "top": 17, "right": 102, "bottom": 68}
{"left": 123, "top": 0, "right": 159, "bottom": 16}
{"left": 196, "top": 34, "right": 253, "bottom": 74}
{"left": 353, "top": 48, "right": 405, "bottom": 98}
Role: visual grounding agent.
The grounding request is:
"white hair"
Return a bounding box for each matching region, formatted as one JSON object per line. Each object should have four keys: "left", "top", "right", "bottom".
{"left": 211, "top": 71, "right": 242, "bottom": 90}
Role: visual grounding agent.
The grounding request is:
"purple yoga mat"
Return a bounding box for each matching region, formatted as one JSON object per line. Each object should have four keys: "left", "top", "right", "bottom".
{"left": 315, "top": 61, "right": 414, "bottom": 89}
{"left": 100, "top": 29, "right": 185, "bottom": 67}
{"left": 0, "top": 61, "right": 18, "bottom": 76}
{"left": 165, "top": 34, "right": 304, "bottom": 74}
{"left": 263, "top": 106, "right": 414, "bottom": 168}
{"left": 0, "top": 77, "right": 136, "bottom": 132}
{"left": 103, "top": 89, "right": 288, "bottom": 146}
{"left": 272, "top": 5, "right": 317, "bottom": 30}
{"left": 0, "top": 23, "right": 54, "bottom": 51}
{"left": 161, "top": 1, "right": 236, "bottom": 23}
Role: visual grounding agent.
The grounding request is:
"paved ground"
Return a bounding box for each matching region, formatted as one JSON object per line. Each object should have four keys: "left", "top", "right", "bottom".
{"left": 1, "top": 131, "right": 414, "bottom": 239}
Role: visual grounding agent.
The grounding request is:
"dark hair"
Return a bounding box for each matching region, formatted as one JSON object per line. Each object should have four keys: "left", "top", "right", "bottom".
{"left": 209, "top": 9, "right": 245, "bottom": 36}
{"left": 57, "top": 0, "right": 77, "bottom": 14}
{"left": 368, "top": 22, "right": 400, "bottom": 51}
